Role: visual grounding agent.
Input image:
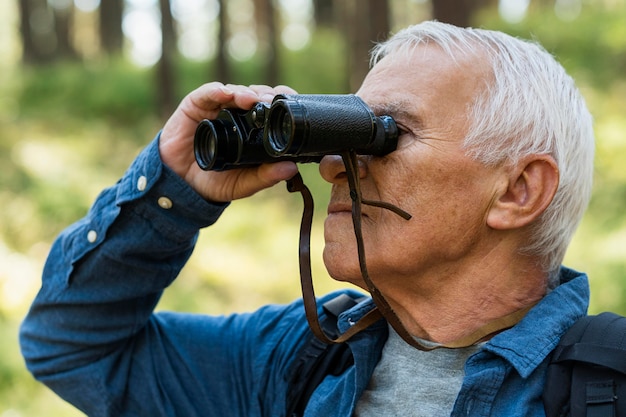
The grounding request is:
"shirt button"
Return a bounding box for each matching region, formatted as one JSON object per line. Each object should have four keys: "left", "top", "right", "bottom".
{"left": 137, "top": 175, "right": 147, "bottom": 191}
{"left": 87, "top": 230, "right": 98, "bottom": 243}
{"left": 158, "top": 196, "right": 173, "bottom": 209}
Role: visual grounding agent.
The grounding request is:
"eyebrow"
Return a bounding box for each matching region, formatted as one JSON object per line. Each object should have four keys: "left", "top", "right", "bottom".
{"left": 369, "top": 101, "right": 424, "bottom": 129}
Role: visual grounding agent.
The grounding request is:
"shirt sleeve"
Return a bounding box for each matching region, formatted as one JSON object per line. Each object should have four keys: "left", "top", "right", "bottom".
{"left": 18, "top": 134, "right": 307, "bottom": 417}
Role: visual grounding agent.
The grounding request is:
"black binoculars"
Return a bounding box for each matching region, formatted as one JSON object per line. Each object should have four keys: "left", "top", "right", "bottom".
{"left": 193, "top": 94, "right": 399, "bottom": 171}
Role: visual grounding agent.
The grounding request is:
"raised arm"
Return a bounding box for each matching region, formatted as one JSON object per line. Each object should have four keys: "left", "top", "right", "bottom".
{"left": 19, "top": 83, "right": 304, "bottom": 416}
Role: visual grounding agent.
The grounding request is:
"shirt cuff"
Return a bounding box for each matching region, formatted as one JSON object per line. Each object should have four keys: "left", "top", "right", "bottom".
{"left": 114, "top": 132, "right": 228, "bottom": 241}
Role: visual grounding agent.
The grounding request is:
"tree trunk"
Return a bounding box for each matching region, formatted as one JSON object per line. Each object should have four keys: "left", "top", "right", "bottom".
{"left": 431, "top": 0, "right": 479, "bottom": 27}
{"left": 343, "top": 0, "right": 391, "bottom": 92}
{"left": 52, "top": 2, "right": 77, "bottom": 60}
{"left": 19, "top": 0, "right": 56, "bottom": 64}
{"left": 157, "top": 0, "right": 177, "bottom": 120}
{"left": 216, "top": 0, "right": 231, "bottom": 83}
{"left": 19, "top": 0, "right": 37, "bottom": 64}
{"left": 99, "top": 0, "right": 124, "bottom": 55}
{"left": 254, "top": 0, "right": 279, "bottom": 86}
{"left": 312, "top": 0, "right": 335, "bottom": 28}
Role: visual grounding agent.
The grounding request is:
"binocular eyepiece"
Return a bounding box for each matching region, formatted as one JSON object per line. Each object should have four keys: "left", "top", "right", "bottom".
{"left": 194, "top": 94, "right": 398, "bottom": 171}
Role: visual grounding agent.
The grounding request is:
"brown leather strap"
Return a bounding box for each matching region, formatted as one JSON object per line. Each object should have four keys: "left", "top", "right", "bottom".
{"left": 287, "top": 152, "right": 532, "bottom": 350}
{"left": 287, "top": 173, "right": 382, "bottom": 344}
{"left": 339, "top": 151, "right": 425, "bottom": 349}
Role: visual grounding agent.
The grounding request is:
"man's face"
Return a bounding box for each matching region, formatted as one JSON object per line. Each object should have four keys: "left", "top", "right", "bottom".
{"left": 321, "top": 45, "right": 506, "bottom": 293}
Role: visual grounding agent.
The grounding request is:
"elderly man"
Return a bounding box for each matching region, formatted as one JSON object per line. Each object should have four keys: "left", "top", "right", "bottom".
{"left": 20, "top": 21, "right": 594, "bottom": 417}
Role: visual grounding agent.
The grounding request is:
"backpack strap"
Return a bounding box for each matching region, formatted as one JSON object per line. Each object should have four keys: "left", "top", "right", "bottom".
{"left": 553, "top": 342, "right": 626, "bottom": 374}
{"left": 544, "top": 312, "right": 626, "bottom": 417}
{"left": 285, "top": 293, "right": 366, "bottom": 417}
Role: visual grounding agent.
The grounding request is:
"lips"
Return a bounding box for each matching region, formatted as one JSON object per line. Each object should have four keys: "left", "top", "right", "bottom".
{"left": 327, "top": 202, "right": 353, "bottom": 215}
{"left": 327, "top": 201, "right": 373, "bottom": 221}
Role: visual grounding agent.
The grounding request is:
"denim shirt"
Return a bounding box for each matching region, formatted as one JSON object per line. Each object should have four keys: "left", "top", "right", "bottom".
{"left": 20, "top": 135, "right": 590, "bottom": 417}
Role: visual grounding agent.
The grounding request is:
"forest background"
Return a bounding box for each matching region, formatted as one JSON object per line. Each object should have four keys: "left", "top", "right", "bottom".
{"left": 1, "top": 0, "right": 625, "bottom": 415}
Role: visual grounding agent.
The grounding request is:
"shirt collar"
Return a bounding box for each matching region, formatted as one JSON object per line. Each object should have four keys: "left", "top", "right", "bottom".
{"left": 336, "top": 267, "right": 590, "bottom": 378}
{"left": 483, "top": 266, "right": 590, "bottom": 378}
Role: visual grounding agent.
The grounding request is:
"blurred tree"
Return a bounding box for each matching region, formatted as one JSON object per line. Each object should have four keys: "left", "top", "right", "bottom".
{"left": 431, "top": 0, "right": 496, "bottom": 27}
{"left": 312, "top": 0, "right": 335, "bottom": 27}
{"left": 216, "top": 0, "right": 231, "bottom": 82}
{"left": 255, "top": 0, "right": 279, "bottom": 86}
{"left": 158, "top": 0, "right": 177, "bottom": 119}
{"left": 341, "top": 0, "right": 391, "bottom": 91}
{"left": 51, "top": 1, "right": 77, "bottom": 60}
{"left": 99, "top": 0, "right": 124, "bottom": 55}
{"left": 431, "top": 0, "right": 473, "bottom": 26}
{"left": 18, "top": 0, "right": 75, "bottom": 65}
{"left": 19, "top": 0, "right": 40, "bottom": 64}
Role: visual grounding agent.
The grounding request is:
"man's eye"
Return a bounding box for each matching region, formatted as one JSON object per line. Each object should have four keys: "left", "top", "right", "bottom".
{"left": 396, "top": 125, "right": 412, "bottom": 138}
{"left": 394, "top": 125, "right": 419, "bottom": 149}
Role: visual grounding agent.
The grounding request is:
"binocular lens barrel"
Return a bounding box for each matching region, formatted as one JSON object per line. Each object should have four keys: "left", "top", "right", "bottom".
{"left": 263, "top": 95, "right": 398, "bottom": 158}
{"left": 266, "top": 100, "right": 305, "bottom": 156}
{"left": 193, "top": 94, "right": 398, "bottom": 171}
{"left": 194, "top": 119, "right": 235, "bottom": 171}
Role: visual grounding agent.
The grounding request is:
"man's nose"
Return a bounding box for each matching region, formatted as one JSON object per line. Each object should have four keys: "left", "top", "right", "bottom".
{"left": 319, "top": 155, "right": 368, "bottom": 184}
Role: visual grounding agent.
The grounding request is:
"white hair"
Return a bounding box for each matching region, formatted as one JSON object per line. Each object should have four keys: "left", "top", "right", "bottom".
{"left": 371, "top": 21, "right": 595, "bottom": 285}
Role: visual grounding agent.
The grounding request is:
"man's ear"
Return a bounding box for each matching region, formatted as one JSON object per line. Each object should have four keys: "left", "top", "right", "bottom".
{"left": 487, "top": 155, "right": 559, "bottom": 230}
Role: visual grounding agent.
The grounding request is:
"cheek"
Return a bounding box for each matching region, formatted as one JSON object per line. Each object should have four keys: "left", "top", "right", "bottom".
{"left": 366, "top": 173, "right": 491, "bottom": 271}
{"left": 322, "top": 215, "right": 362, "bottom": 280}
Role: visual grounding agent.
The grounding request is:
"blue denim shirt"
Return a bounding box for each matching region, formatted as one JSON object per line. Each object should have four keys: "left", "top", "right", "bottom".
{"left": 20, "top": 135, "right": 590, "bottom": 417}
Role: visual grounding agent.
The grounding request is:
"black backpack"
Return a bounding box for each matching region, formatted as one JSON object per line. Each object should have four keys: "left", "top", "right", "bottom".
{"left": 544, "top": 312, "right": 626, "bottom": 417}
{"left": 286, "top": 296, "right": 626, "bottom": 417}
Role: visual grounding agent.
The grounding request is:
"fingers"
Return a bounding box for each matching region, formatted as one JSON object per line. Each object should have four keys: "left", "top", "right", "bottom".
{"left": 161, "top": 81, "right": 297, "bottom": 158}
{"left": 257, "top": 161, "right": 299, "bottom": 185}
{"left": 273, "top": 85, "right": 299, "bottom": 95}
{"left": 196, "top": 161, "right": 299, "bottom": 203}
{"left": 232, "top": 162, "right": 299, "bottom": 201}
{"left": 188, "top": 83, "right": 299, "bottom": 119}
{"left": 160, "top": 82, "right": 300, "bottom": 202}
{"left": 247, "top": 84, "right": 298, "bottom": 102}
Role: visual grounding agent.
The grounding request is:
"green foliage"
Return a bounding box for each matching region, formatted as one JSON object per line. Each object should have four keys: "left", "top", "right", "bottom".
{"left": 18, "top": 59, "right": 157, "bottom": 126}
{"left": 478, "top": 5, "right": 626, "bottom": 91}
{"left": 280, "top": 28, "right": 350, "bottom": 93}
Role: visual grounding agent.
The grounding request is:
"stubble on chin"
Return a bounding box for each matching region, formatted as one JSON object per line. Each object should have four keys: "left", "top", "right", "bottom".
{"left": 322, "top": 242, "right": 365, "bottom": 288}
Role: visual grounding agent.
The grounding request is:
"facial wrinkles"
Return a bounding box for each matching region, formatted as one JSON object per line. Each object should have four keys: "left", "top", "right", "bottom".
{"left": 359, "top": 121, "right": 458, "bottom": 228}
{"left": 364, "top": 92, "right": 465, "bottom": 155}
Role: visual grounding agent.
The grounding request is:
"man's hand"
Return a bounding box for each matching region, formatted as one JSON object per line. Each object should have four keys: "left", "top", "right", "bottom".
{"left": 159, "top": 83, "right": 299, "bottom": 202}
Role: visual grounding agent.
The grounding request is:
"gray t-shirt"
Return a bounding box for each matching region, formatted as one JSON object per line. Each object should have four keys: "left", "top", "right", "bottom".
{"left": 354, "top": 325, "right": 481, "bottom": 417}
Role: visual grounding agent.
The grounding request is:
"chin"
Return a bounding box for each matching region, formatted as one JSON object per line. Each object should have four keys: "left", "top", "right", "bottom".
{"left": 323, "top": 248, "right": 364, "bottom": 287}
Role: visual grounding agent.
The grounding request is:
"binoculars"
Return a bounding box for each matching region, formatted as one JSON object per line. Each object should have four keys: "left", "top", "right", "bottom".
{"left": 194, "top": 94, "right": 399, "bottom": 171}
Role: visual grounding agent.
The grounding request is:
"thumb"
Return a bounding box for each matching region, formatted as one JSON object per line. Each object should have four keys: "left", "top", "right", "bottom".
{"left": 256, "top": 161, "right": 300, "bottom": 186}
{"left": 219, "top": 161, "right": 300, "bottom": 202}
